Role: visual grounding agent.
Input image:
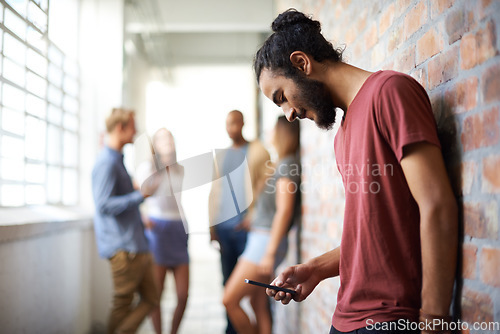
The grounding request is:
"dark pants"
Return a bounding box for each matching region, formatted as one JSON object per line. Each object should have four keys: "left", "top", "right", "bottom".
{"left": 216, "top": 226, "right": 247, "bottom": 334}
{"left": 330, "top": 321, "right": 420, "bottom": 334}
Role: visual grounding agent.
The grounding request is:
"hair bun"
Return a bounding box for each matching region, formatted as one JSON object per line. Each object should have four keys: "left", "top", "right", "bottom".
{"left": 271, "top": 8, "right": 321, "bottom": 33}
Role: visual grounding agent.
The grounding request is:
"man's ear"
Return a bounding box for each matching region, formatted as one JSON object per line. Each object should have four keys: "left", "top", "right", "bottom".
{"left": 290, "top": 51, "right": 312, "bottom": 75}
{"left": 115, "top": 122, "right": 124, "bottom": 133}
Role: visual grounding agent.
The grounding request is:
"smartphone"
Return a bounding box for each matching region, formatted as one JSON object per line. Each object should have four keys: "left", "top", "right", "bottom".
{"left": 244, "top": 279, "right": 296, "bottom": 295}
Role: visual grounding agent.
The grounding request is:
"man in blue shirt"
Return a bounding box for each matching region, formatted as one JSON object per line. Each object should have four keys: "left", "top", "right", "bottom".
{"left": 92, "top": 108, "right": 160, "bottom": 334}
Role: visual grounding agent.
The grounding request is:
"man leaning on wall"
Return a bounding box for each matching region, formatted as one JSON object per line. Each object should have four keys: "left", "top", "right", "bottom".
{"left": 92, "top": 108, "right": 160, "bottom": 334}
{"left": 255, "top": 9, "right": 458, "bottom": 334}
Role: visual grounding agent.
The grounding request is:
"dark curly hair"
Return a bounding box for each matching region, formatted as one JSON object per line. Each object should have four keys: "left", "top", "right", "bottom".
{"left": 254, "top": 9, "right": 343, "bottom": 83}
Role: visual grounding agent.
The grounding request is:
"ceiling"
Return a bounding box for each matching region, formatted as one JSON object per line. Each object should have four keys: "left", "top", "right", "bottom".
{"left": 124, "top": 0, "right": 275, "bottom": 67}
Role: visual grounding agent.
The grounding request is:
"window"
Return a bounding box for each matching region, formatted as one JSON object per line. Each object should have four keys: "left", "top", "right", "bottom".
{"left": 0, "top": 0, "right": 80, "bottom": 206}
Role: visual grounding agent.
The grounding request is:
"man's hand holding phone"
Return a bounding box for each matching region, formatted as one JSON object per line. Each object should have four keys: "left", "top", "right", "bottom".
{"left": 265, "top": 263, "right": 320, "bottom": 305}
{"left": 245, "top": 279, "right": 296, "bottom": 295}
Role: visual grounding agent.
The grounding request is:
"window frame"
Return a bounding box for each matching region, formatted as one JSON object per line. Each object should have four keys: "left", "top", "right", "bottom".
{"left": 0, "top": 0, "right": 80, "bottom": 207}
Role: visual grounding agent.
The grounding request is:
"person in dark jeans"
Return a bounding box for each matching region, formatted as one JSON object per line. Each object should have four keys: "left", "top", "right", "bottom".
{"left": 209, "top": 110, "right": 271, "bottom": 333}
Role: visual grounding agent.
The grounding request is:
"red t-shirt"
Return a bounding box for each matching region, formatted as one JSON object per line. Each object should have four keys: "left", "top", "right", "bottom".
{"left": 332, "top": 70, "right": 441, "bottom": 331}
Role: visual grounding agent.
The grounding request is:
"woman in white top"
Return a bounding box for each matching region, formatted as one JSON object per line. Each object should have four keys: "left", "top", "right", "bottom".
{"left": 136, "top": 128, "right": 189, "bottom": 334}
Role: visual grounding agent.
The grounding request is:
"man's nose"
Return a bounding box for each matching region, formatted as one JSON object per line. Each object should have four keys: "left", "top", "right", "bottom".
{"left": 284, "top": 107, "right": 296, "bottom": 122}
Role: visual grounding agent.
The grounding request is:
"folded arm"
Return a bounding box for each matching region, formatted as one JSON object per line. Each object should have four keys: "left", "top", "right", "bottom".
{"left": 92, "top": 163, "right": 144, "bottom": 217}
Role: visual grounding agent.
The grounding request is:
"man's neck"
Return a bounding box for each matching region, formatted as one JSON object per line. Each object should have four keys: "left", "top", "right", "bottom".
{"left": 322, "top": 62, "right": 373, "bottom": 112}
{"left": 107, "top": 135, "right": 124, "bottom": 152}
{"left": 232, "top": 136, "right": 248, "bottom": 148}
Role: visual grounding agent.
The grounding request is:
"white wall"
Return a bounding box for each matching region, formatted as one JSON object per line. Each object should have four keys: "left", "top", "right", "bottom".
{"left": 79, "top": 0, "right": 125, "bottom": 210}
{"left": 0, "top": 215, "right": 110, "bottom": 334}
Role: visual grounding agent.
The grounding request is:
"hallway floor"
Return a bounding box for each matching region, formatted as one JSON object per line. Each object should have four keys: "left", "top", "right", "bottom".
{"left": 138, "top": 233, "right": 226, "bottom": 334}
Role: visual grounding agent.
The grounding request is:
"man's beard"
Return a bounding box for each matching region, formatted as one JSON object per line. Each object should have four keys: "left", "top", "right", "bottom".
{"left": 292, "top": 73, "right": 337, "bottom": 130}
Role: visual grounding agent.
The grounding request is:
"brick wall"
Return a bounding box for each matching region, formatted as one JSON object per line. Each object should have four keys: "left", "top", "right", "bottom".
{"left": 272, "top": 0, "right": 500, "bottom": 333}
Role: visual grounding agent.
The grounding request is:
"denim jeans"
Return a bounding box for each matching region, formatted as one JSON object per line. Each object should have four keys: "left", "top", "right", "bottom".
{"left": 216, "top": 226, "right": 248, "bottom": 285}
{"left": 216, "top": 226, "right": 247, "bottom": 334}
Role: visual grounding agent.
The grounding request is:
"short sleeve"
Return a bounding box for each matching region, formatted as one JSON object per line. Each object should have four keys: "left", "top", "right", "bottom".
{"left": 375, "top": 74, "right": 441, "bottom": 162}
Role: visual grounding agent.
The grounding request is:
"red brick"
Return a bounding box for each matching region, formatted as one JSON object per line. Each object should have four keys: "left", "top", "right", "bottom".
{"left": 467, "top": 10, "right": 477, "bottom": 32}
{"left": 430, "top": 0, "right": 455, "bottom": 19}
{"left": 417, "top": 28, "right": 445, "bottom": 65}
{"left": 379, "top": 3, "right": 395, "bottom": 36}
{"left": 460, "top": 21, "right": 497, "bottom": 70}
{"left": 364, "top": 22, "right": 378, "bottom": 50}
{"left": 461, "top": 287, "right": 494, "bottom": 324}
{"left": 462, "top": 243, "right": 477, "bottom": 279}
{"left": 310, "top": 0, "right": 327, "bottom": 18}
{"left": 404, "top": 1, "right": 427, "bottom": 37}
{"left": 456, "top": 77, "right": 478, "bottom": 113}
{"left": 334, "top": 3, "right": 343, "bottom": 19}
{"left": 345, "top": 25, "right": 357, "bottom": 45}
{"left": 429, "top": 91, "right": 444, "bottom": 120}
{"left": 476, "top": 20, "right": 498, "bottom": 64}
{"left": 482, "top": 64, "right": 500, "bottom": 104}
{"left": 480, "top": 247, "right": 500, "bottom": 287}
{"left": 460, "top": 33, "right": 477, "bottom": 70}
{"left": 445, "top": 8, "right": 472, "bottom": 44}
{"left": 327, "top": 217, "right": 342, "bottom": 240}
{"left": 461, "top": 107, "right": 500, "bottom": 151}
{"left": 460, "top": 161, "right": 476, "bottom": 196}
{"left": 482, "top": 155, "right": 500, "bottom": 193}
{"left": 383, "top": 61, "right": 394, "bottom": 71}
{"left": 341, "top": 0, "right": 352, "bottom": 8}
{"left": 428, "top": 45, "right": 458, "bottom": 88}
{"left": 463, "top": 201, "right": 498, "bottom": 239}
{"left": 356, "top": 8, "right": 368, "bottom": 33}
{"left": 352, "top": 41, "right": 363, "bottom": 61}
{"left": 371, "top": 43, "right": 386, "bottom": 68}
{"left": 388, "top": 24, "right": 403, "bottom": 53}
{"left": 395, "top": 45, "right": 416, "bottom": 73}
{"left": 448, "top": 161, "right": 476, "bottom": 197}
{"left": 394, "top": 0, "right": 412, "bottom": 17}
{"left": 479, "top": 0, "right": 494, "bottom": 20}
{"left": 368, "top": 1, "right": 381, "bottom": 18}
{"left": 410, "top": 67, "right": 427, "bottom": 90}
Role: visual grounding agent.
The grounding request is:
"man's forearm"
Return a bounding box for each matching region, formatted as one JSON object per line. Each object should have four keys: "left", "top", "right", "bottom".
{"left": 420, "top": 201, "right": 458, "bottom": 316}
{"left": 307, "top": 246, "right": 341, "bottom": 281}
{"left": 99, "top": 190, "right": 145, "bottom": 216}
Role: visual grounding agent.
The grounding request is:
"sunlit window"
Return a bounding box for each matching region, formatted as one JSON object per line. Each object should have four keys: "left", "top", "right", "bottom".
{"left": 0, "top": 0, "right": 80, "bottom": 206}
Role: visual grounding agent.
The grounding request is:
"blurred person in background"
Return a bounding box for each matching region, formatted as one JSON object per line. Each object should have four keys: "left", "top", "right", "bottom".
{"left": 92, "top": 108, "right": 160, "bottom": 334}
{"left": 222, "top": 115, "right": 301, "bottom": 334}
{"left": 208, "top": 110, "right": 271, "bottom": 334}
{"left": 136, "top": 128, "right": 189, "bottom": 334}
